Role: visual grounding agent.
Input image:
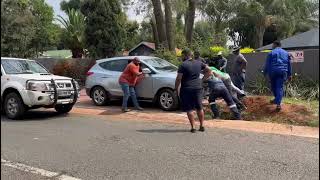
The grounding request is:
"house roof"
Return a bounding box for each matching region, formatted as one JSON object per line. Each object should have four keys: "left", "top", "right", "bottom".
{"left": 256, "top": 28, "right": 319, "bottom": 51}
{"left": 128, "top": 42, "right": 156, "bottom": 53}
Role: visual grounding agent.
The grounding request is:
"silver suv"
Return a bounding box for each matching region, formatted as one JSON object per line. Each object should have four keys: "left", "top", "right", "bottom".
{"left": 85, "top": 56, "right": 180, "bottom": 111}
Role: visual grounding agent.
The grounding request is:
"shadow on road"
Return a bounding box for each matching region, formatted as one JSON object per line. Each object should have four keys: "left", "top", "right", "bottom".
{"left": 1, "top": 110, "right": 68, "bottom": 122}
{"left": 137, "top": 129, "right": 189, "bottom": 133}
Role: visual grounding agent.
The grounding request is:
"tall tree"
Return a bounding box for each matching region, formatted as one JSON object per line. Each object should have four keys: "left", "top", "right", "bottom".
{"left": 184, "top": 0, "right": 197, "bottom": 44}
{"left": 123, "top": 20, "right": 140, "bottom": 50}
{"left": 229, "top": 0, "right": 319, "bottom": 48}
{"left": 151, "top": 0, "right": 167, "bottom": 47}
{"left": 30, "top": 0, "right": 55, "bottom": 56}
{"left": 60, "top": 0, "right": 81, "bottom": 12}
{"left": 81, "top": 0, "right": 126, "bottom": 58}
{"left": 201, "top": 0, "right": 234, "bottom": 46}
{"left": 57, "top": 9, "right": 86, "bottom": 58}
{"left": 1, "top": 0, "right": 58, "bottom": 57}
{"left": 163, "top": 0, "right": 175, "bottom": 51}
{"left": 149, "top": 18, "right": 160, "bottom": 44}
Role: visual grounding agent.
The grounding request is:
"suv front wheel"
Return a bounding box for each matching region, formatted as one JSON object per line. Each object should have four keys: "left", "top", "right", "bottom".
{"left": 55, "top": 104, "right": 73, "bottom": 114}
{"left": 158, "top": 89, "right": 179, "bottom": 111}
{"left": 4, "top": 92, "right": 26, "bottom": 119}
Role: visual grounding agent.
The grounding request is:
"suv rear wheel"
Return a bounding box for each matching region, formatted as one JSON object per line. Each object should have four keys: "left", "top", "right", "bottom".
{"left": 158, "top": 89, "right": 179, "bottom": 111}
{"left": 4, "top": 92, "right": 26, "bottom": 119}
{"left": 91, "top": 86, "right": 109, "bottom": 106}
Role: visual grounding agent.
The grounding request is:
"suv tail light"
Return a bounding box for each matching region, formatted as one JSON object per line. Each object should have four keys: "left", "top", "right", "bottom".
{"left": 86, "top": 71, "right": 94, "bottom": 76}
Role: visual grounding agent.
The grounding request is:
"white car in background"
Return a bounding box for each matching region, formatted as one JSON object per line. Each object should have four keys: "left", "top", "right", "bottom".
{"left": 1, "top": 57, "right": 80, "bottom": 119}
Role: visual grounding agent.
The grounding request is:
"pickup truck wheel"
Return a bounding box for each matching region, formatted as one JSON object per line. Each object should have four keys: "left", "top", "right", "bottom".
{"left": 4, "top": 92, "right": 26, "bottom": 119}
{"left": 55, "top": 104, "right": 73, "bottom": 114}
{"left": 158, "top": 89, "right": 179, "bottom": 111}
{"left": 91, "top": 87, "right": 109, "bottom": 106}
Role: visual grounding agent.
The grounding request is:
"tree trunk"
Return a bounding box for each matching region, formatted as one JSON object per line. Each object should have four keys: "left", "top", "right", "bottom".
{"left": 151, "top": 17, "right": 160, "bottom": 48}
{"left": 71, "top": 48, "right": 83, "bottom": 58}
{"left": 253, "top": 24, "right": 265, "bottom": 48}
{"left": 185, "top": 0, "right": 197, "bottom": 45}
{"left": 214, "top": 17, "right": 224, "bottom": 46}
{"left": 151, "top": 0, "right": 167, "bottom": 48}
{"left": 163, "top": 0, "right": 175, "bottom": 51}
{"left": 176, "top": 12, "right": 183, "bottom": 32}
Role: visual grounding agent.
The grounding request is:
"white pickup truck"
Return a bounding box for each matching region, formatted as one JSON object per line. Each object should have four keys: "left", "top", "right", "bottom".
{"left": 1, "top": 57, "right": 80, "bottom": 119}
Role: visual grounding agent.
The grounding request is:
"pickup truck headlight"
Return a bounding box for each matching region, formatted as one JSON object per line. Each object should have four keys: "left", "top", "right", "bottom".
{"left": 26, "top": 81, "right": 54, "bottom": 91}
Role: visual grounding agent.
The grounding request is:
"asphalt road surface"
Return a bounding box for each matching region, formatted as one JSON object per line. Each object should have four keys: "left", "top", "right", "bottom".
{"left": 1, "top": 111, "right": 319, "bottom": 180}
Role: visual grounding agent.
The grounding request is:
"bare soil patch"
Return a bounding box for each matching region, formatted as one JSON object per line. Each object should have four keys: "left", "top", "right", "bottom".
{"left": 204, "top": 96, "right": 318, "bottom": 126}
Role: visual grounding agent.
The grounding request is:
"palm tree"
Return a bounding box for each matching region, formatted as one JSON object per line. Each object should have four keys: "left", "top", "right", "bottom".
{"left": 57, "top": 9, "right": 85, "bottom": 58}
{"left": 232, "top": 0, "right": 319, "bottom": 48}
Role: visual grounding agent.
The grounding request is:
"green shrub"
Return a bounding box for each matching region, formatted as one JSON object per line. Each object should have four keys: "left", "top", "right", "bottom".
{"left": 284, "top": 75, "right": 319, "bottom": 101}
{"left": 261, "top": 49, "right": 272, "bottom": 53}
{"left": 209, "top": 46, "right": 229, "bottom": 55}
{"left": 154, "top": 48, "right": 181, "bottom": 66}
{"left": 248, "top": 72, "right": 319, "bottom": 101}
{"left": 240, "top": 47, "right": 255, "bottom": 54}
{"left": 248, "top": 73, "right": 271, "bottom": 95}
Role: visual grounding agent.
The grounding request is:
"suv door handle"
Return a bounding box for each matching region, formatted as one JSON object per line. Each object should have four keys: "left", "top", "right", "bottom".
{"left": 102, "top": 76, "right": 112, "bottom": 78}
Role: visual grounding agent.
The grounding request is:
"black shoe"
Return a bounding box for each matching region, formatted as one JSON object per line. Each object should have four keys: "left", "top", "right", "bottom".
{"left": 122, "top": 108, "right": 130, "bottom": 113}
{"left": 135, "top": 107, "right": 144, "bottom": 111}
{"left": 270, "top": 99, "right": 276, "bottom": 104}
{"left": 238, "top": 93, "right": 246, "bottom": 98}
{"left": 190, "top": 128, "right": 196, "bottom": 133}
{"left": 276, "top": 105, "right": 281, "bottom": 112}
{"left": 199, "top": 126, "right": 205, "bottom": 132}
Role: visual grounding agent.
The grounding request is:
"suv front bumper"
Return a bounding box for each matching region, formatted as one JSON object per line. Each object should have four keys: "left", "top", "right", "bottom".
{"left": 23, "top": 79, "right": 80, "bottom": 107}
{"left": 22, "top": 90, "right": 80, "bottom": 107}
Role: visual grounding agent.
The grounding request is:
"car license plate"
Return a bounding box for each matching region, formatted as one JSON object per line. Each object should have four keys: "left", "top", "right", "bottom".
{"left": 58, "top": 91, "right": 71, "bottom": 97}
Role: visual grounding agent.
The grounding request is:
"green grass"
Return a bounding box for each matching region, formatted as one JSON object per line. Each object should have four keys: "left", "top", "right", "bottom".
{"left": 283, "top": 97, "right": 319, "bottom": 127}
{"left": 42, "top": 50, "right": 72, "bottom": 58}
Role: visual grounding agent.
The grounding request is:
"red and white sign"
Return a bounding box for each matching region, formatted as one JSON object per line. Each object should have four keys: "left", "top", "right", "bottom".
{"left": 289, "top": 51, "right": 304, "bottom": 63}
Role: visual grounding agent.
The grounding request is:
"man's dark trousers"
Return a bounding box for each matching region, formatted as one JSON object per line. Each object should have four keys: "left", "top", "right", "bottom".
{"left": 208, "top": 85, "right": 241, "bottom": 120}
{"left": 233, "top": 72, "right": 245, "bottom": 91}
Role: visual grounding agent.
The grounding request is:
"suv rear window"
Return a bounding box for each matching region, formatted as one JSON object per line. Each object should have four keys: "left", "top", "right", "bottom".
{"left": 99, "top": 60, "right": 128, "bottom": 72}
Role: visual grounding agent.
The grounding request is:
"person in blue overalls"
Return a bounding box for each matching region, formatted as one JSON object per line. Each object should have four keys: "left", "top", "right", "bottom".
{"left": 263, "top": 40, "right": 292, "bottom": 112}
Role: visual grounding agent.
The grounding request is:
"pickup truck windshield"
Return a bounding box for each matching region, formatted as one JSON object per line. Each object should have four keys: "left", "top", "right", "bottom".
{"left": 1, "top": 59, "right": 49, "bottom": 74}
{"left": 143, "top": 58, "right": 178, "bottom": 72}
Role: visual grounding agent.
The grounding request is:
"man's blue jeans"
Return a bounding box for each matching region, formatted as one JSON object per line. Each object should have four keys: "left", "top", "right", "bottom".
{"left": 269, "top": 70, "right": 287, "bottom": 106}
{"left": 120, "top": 83, "right": 140, "bottom": 109}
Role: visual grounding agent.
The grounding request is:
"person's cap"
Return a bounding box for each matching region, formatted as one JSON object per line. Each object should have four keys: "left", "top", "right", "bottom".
{"left": 232, "top": 46, "right": 241, "bottom": 52}
{"left": 182, "top": 48, "right": 192, "bottom": 55}
{"left": 217, "top": 51, "right": 223, "bottom": 55}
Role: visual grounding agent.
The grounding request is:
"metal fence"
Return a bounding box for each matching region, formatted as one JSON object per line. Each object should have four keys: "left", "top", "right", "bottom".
{"left": 226, "top": 49, "right": 319, "bottom": 88}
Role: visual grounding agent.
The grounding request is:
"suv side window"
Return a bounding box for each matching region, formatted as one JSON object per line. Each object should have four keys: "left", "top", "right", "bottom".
{"left": 99, "top": 60, "right": 128, "bottom": 72}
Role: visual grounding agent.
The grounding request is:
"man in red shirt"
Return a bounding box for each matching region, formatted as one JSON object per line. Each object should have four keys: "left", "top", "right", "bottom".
{"left": 119, "top": 57, "right": 144, "bottom": 112}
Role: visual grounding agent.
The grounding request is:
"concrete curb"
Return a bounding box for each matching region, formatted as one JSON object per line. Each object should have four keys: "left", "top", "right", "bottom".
{"left": 71, "top": 107, "right": 319, "bottom": 139}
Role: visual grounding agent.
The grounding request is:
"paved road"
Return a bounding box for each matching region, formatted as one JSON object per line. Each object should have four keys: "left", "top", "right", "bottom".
{"left": 1, "top": 111, "right": 319, "bottom": 180}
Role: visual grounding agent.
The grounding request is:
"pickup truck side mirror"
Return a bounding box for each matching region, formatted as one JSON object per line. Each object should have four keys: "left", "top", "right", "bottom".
{"left": 142, "top": 68, "right": 151, "bottom": 74}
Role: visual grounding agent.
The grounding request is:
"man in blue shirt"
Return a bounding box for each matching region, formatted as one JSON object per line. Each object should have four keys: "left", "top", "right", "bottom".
{"left": 263, "top": 41, "right": 292, "bottom": 112}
